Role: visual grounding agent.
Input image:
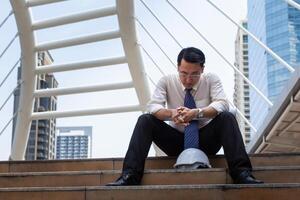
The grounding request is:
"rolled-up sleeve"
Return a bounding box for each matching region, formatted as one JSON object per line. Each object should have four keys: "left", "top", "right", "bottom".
{"left": 208, "top": 73, "right": 229, "bottom": 113}
{"left": 147, "top": 77, "right": 167, "bottom": 114}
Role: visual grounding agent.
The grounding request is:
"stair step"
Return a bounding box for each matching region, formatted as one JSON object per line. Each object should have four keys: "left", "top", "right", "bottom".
{"left": 0, "top": 166, "right": 299, "bottom": 187}
{"left": 0, "top": 183, "right": 299, "bottom": 200}
{"left": 1, "top": 153, "right": 300, "bottom": 173}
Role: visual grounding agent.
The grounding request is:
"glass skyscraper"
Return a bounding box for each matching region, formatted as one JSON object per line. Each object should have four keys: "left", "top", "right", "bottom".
{"left": 248, "top": 0, "right": 300, "bottom": 131}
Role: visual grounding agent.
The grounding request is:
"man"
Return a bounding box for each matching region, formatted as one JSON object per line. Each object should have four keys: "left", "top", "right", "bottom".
{"left": 107, "top": 47, "right": 263, "bottom": 186}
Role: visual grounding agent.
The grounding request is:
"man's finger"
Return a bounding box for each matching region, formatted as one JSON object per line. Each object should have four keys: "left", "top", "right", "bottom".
{"left": 178, "top": 116, "right": 184, "bottom": 122}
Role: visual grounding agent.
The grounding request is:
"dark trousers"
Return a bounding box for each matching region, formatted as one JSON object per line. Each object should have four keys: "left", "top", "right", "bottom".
{"left": 123, "top": 111, "right": 252, "bottom": 182}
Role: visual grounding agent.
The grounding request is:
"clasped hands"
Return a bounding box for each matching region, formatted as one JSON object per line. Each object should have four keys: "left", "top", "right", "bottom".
{"left": 171, "top": 106, "right": 197, "bottom": 126}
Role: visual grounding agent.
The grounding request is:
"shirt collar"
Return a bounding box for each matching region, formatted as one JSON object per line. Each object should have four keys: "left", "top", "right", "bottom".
{"left": 178, "top": 75, "right": 201, "bottom": 92}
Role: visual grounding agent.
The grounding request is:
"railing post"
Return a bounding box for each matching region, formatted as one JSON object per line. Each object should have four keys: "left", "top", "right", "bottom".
{"left": 116, "top": 0, "right": 151, "bottom": 111}
{"left": 10, "top": 0, "right": 36, "bottom": 160}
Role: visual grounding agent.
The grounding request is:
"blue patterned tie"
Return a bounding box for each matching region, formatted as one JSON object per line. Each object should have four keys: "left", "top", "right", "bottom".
{"left": 184, "top": 88, "right": 199, "bottom": 149}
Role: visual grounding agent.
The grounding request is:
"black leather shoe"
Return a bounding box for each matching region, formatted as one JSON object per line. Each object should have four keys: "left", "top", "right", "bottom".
{"left": 106, "top": 173, "right": 141, "bottom": 186}
{"left": 234, "top": 171, "right": 264, "bottom": 184}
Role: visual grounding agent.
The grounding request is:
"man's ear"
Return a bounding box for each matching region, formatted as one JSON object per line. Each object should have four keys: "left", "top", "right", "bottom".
{"left": 201, "top": 65, "right": 205, "bottom": 72}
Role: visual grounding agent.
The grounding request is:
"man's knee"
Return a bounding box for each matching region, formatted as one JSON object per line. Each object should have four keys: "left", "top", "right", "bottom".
{"left": 137, "top": 113, "right": 156, "bottom": 125}
{"left": 218, "top": 111, "right": 236, "bottom": 121}
{"left": 216, "top": 111, "right": 241, "bottom": 137}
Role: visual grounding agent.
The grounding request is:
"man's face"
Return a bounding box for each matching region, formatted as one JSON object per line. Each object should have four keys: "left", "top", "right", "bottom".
{"left": 178, "top": 59, "right": 204, "bottom": 89}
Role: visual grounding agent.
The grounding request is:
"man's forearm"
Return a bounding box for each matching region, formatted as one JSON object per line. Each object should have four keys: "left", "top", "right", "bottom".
{"left": 201, "top": 106, "right": 218, "bottom": 118}
{"left": 185, "top": 106, "right": 218, "bottom": 120}
{"left": 152, "top": 108, "right": 174, "bottom": 121}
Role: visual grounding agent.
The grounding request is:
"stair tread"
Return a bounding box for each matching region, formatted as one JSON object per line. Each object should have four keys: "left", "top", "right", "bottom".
{"left": 0, "top": 154, "right": 299, "bottom": 199}
{"left": 0, "top": 183, "right": 300, "bottom": 192}
{"left": 1, "top": 184, "right": 299, "bottom": 200}
{"left": 0, "top": 166, "right": 298, "bottom": 187}
{"left": 2, "top": 152, "right": 300, "bottom": 164}
{"left": 0, "top": 166, "right": 299, "bottom": 176}
{"left": 1, "top": 153, "right": 299, "bottom": 174}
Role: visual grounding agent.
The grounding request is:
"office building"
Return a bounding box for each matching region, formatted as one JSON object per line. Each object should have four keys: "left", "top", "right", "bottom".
{"left": 247, "top": 0, "right": 300, "bottom": 130}
{"left": 234, "top": 20, "right": 251, "bottom": 145}
{"left": 56, "top": 126, "right": 92, "bottom": 159}
{"left": 13, "top": 51, "right": 58, "bottom": 160}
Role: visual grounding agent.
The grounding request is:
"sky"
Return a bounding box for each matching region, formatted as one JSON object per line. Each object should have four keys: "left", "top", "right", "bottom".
{"left": 0, "top": 0, "right": 247, "bottom": 160}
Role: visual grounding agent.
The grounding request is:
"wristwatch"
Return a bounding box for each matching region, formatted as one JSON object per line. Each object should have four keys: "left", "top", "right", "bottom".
{"left": 197, "top": 108, "right": 204, "bottom": 118}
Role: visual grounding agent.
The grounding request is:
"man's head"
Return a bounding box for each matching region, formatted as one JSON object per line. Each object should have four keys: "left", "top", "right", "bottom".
{"left": 177, "top": 47, "right": 205, "bottom": 89}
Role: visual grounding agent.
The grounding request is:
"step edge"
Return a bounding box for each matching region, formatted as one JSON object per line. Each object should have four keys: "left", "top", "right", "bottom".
{"left": 2, "top": 152, "right": 300, "bottom": 164}
{"left": 0, "top": 166, "right": 299, "bottom": 177}
{"left": 0, "top": 183, "right": 300, "bottom": 192}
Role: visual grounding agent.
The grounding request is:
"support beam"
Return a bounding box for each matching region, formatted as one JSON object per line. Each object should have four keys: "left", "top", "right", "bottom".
{"left": 31, "top": 105, "right": 141, "bottom": 120}
{"left": 35, "top": 56, "right": 127, "bottom": 74}
{"left": 116, "top": 0, "right": 150, "bottom": 111}
{"left": 26, "top": 0, "right": 67, "bottom": 7}
{"left": 10, "top": 0, "right": 36, "bottom": 160}
{"left": 35, "top": 30, "right": 120, "bottom": 51}
{"left": 32, "top": 6, "right": 117, "bottom": 30}
{"left": 33, "top": 81, "right": 134, "bottom": 97}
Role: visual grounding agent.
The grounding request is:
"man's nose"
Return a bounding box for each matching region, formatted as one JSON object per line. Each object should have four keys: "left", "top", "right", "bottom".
{"left": 186, "top": 77, "right": 194, "bottom": 83}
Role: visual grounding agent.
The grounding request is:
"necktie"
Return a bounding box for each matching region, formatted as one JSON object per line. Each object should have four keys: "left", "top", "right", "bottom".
{"left": 184, "top": 88, "right": 199, "bottom": 149}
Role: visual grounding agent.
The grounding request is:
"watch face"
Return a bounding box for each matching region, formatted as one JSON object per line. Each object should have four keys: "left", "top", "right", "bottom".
{"left": 198, "top": 108, "right": 203, "bottom": 118}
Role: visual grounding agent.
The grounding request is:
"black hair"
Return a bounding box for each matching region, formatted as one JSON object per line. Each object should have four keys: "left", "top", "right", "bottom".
{"left": 177, "top": 47, "right": 205, "bottom": 66}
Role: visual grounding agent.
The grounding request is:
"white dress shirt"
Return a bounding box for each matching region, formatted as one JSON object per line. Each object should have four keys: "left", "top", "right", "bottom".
{"left": 147, "top": 72, "right": 229, "bottom": 132}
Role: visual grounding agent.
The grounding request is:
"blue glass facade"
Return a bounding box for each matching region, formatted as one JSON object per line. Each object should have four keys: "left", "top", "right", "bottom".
{"left": 248, "top": 0, "right": 300, "bottom": 131}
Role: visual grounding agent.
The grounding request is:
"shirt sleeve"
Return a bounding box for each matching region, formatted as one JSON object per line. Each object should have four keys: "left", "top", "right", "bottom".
{"left": 208, "top": 73, "right": 229, "bottom": 113}
{"left": 147, "top": 77, "right": 167, "bottom": 114}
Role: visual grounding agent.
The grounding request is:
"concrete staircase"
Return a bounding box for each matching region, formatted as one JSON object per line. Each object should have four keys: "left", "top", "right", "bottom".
{"left": 0, "top": 153, "right": 299, "bottom": 199}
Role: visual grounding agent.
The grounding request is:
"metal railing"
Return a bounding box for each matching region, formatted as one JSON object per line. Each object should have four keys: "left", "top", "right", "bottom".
{"left": 8, "top": 0, "right": 150, "bottom": 160}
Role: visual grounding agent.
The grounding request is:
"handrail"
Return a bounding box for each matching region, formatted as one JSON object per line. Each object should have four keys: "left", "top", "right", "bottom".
{"left": 35, "top": 56, "right": 126, "bottom": 74}
{"left": 32, "top": 6, "right": 117, "bottom": 30}
{"left": 35, "top": 30, "right": 120, "bottom": 51}
{"left": 284, "top": 0, "right": 300, "bottom": 10}
{"left": 31, "top": 105, "right": 142, "bottom": 120}
{"left": 33, "top": 81, "right": 134, "bottom": 97}
{"left": 26, "top": 0, "right": 67, "bottom": 7}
